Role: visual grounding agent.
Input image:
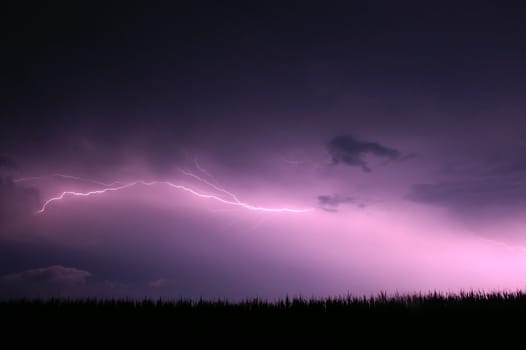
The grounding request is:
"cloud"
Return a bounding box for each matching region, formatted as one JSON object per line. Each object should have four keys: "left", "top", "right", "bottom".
{"left": 317, "top": 194, "right": 365, "bottom": 212}
{"left": 0, "top": 177, "right": 40, "bottom": 231}
{"left": 327, "top": 135, "right": 401, "bottom": 172}
{"left": 406, "top": 179, "right": 526, "bottom": 210}
{"left": 148, "top": 278, "right": 176, "bottom": 289}
{"left": 0, "top": 156, "right": 16, "bottom": 170}
{"left": 408, "top": 149, "right": 526, "bottom": 212}
{"left": 2, "top": 265, "right": 92, "bottom": 284}
{"left": 0, "top": 265, "right": 92, "bottom": 298}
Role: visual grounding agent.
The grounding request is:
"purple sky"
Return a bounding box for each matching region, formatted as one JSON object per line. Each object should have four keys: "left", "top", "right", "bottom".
{"left": 2, "top": 2, "right": 526, "bottom": 299}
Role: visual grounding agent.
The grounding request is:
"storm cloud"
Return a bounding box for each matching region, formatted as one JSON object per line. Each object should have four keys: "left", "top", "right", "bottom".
{"left": 2, "top": 2, "right": 526, "bottom": 299}
{"left": 407, "top": 148, "right": 526, "bottom": 212}
{"left": 407, "top": 179, "right": 526, "bottom": 211}
{"left": 0, "top": 265, "right": 92, "bottom": 298}
{"left": 328, "top": 135, "right": 401, "bottom": 172}
{"left": 317, "top": 194, "right": 365, "bottom": 212}
{"left": 0, "top": 177, "right": 40, "bottom": 230}
{"left": 148, "top": 278, "right": 176, "bottom": 289}
{"left": 0, "top": 156, "right": 16, "bottom": 170}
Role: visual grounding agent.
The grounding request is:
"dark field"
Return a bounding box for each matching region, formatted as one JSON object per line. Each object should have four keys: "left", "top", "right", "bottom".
{"left": 3, "top": 291, "right": 526, "bottom": 340}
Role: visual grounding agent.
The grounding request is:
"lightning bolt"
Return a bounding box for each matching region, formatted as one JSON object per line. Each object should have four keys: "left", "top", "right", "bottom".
{"left": 178, "top": 168, "right": 241, "bottom": 203}
{"left": 15, "top": 173, "right": 124, "bottom": 187}
{"left": 36, "top": 182, "right": 138, "bottom": 213}
{"left": 160, "top": 181, "right": 310, "bottom": 213}
{"left": 36, "top": 179, "right": 312, "bottom": 214}
{"left": 193, "top": 158, "right": 215, "bottom": 180}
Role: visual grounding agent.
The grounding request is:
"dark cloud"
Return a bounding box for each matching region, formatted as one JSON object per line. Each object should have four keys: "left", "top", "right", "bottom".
{"left": 2, "top": 265, "right": 91, "bottom": 284}
{"left": 406, "top": 179, "right": 526, "bottom": 211}
{"left": 0, "top": 265, "right": 92, "bottom": 298}
{"left": 148, "top": 278, "right": 176, "bottom": 289}
{"left": 318, "top": 194, "right": 365, "bottom": 212}
{"left": 0, "top": 156, "right": 16, "bottom": 170}
{"left": 408, "top": 149, "right": 526, "bottom": 212}
{"left": 486, "top": 158, "right": 526, "bottom": 177}
{"left": 328, "top": 135, "right": 401, "bottom": 172}
{"left": 0, "top": 177, "right": 40, "bottom": 230}
{"left": 441, "top": 151, "right": 526, "bottom": 178}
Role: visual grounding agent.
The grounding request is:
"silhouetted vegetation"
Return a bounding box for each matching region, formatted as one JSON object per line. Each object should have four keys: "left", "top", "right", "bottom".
{"left": 3, "top": 291, "right": 526, "bottom": 341}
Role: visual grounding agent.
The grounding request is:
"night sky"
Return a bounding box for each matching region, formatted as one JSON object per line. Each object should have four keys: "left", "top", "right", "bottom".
{"left": 2, "top": 2, "right": 526, "bottom": 299}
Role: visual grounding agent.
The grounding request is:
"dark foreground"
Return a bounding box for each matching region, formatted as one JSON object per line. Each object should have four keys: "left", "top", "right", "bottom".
{"left": 3, "top": 292, "right": 526, "bottom": 343}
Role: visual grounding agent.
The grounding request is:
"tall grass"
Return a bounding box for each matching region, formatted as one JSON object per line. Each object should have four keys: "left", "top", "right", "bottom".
{"left": 5, "top": 291, "right": 523, "bottom": 342}
{"left": 3, "top": 291, "right": 526, "bottom": 321}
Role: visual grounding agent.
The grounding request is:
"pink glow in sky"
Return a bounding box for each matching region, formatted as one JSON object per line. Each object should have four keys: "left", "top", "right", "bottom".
{"left": 3, "top": 155, "right": 526, "bottom": 299}
{"left": 3, "top": 3, "right": 526, "bottom": 299}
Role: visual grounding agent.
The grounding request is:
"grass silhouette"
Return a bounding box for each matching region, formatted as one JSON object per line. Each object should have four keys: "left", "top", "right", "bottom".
{"left": 3, "top": 291, "right": 526, "bottom": 327}
{"left": 3, "top": 291, "right": 526, "bottom": 343}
